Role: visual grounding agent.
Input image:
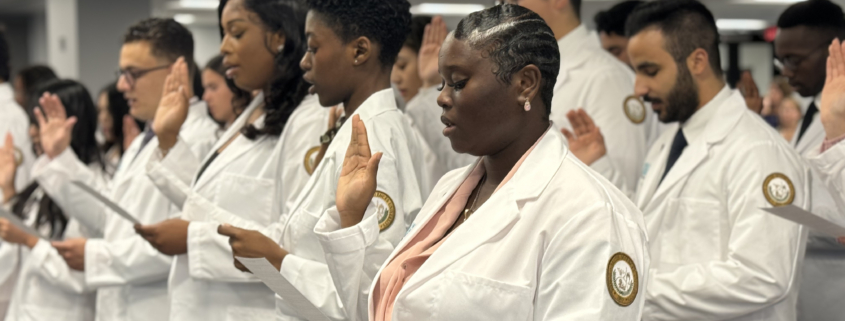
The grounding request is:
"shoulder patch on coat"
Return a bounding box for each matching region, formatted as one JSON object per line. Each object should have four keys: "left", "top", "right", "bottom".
{"left": 303, "top": 146, "right": 321, "bottom": 175}
{"left": 607, "top": 252, "right": 638, "bottom": 307}
{"left": 374, "top": 191, "right": 396, "bottom": 232}
{"left": 623, "top": 95, "right": 646, "bottom": 124}
{"left": 763, "top": 173, "right": 794, "bottom": 207}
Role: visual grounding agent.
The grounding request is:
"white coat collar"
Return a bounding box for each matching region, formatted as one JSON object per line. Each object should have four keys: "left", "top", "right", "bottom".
{"left": 644, "top": 89, "right": 746, "bottom": 208}
{"left": 0, "top": 83, "right": 13, "bottom": 104}
{"left": 394, "top": 126, "right": 566, "bottom": 296}
{"left": 347, "top": 88, "right": 397, "bottom": 121}
{"left": 192, "top": 92, "right": 268, "bottom": 189}
{"left": 681, "top": 85, "right": 731, "bottom": 145}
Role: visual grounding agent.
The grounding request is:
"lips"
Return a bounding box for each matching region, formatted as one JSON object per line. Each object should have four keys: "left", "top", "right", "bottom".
{"left": 225, "top": 66, "right": 240, "bottom": 79}
{"left": 441, "top": 115, "right": 456, "bottom": 137}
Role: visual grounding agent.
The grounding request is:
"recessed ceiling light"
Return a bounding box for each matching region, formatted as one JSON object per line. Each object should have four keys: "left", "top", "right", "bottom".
{"left": 716, "top": 19, "right": 768, "bottom": 31}
{"left": 169, "top": 1, "right": 217, "bottom": 10}
{"left": 410, "top": 3, "right": 486, "bottom": 16}
{"left": 174, "top": 14, "right": 196, "bottom": 25}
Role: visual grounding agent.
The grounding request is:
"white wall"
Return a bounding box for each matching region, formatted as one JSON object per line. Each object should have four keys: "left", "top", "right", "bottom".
{"left": 739, "top": 43, "right": 773, "bottom": 95}
{"left": 27, "top": 12, "right": 46, "bottom": 65}
{"left": 189, "top": 25, "right": 221, "bottom": 70}
{"left": 46, "top": 0, "right": 77, "bottom": 78}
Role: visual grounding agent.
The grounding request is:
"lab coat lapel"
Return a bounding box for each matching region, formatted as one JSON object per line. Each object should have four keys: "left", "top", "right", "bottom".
{"left": 193, "top": 135, "right": 268, "bottom": 190}
{"left": 636, "top": 127, "right": 676, "bottom": 209}
{"left": 795, "top": 115, "right": 824, "bottom": 154}
{"left": 399, "top": 129, "right": 564, "bottom": 294}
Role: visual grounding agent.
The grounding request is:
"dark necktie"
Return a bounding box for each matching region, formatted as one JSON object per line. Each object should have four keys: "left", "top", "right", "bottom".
{"left": 133, "top": 130, "right": 156, "bottom": 161}
{"left": 796, "top": 101, "right": 817, "bottom": 144}
{"left": 660, "top": 128, "right": 688, "bottom": 185}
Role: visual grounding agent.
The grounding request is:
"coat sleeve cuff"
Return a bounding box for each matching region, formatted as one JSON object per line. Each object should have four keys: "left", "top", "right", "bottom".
{"left": 28, "top": 238, "right": 53, "bottom": 267}
{"left": 314, "top": 204, "right": 381, "bottom": 254}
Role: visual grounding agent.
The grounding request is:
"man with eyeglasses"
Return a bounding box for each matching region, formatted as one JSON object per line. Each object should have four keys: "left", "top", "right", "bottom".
{"left": 498, "top": 0, "right": 659, "bottom": 197}
{"left": 29, "top": 18, "right": 217, "bottom": 321}
{"left": 775, "top": 1, "right": 845, "bottom": 320}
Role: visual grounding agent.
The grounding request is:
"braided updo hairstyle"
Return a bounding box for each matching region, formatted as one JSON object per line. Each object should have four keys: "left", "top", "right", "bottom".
{"left": 454, "top": 4, "right": 559, "bottom": 116}
{"left": 219, "top": 0, "right": 310, "bottom": 139}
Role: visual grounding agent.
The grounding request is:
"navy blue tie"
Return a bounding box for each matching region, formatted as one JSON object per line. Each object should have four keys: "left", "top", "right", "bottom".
{"left": 796, "top": 101, "right": 817, "bottom": 145}
{"left": 133, "top": 130, "right": 156, "bottom": 161}
{"left": 660, "top": 129, "right": 687, "bottom": 185}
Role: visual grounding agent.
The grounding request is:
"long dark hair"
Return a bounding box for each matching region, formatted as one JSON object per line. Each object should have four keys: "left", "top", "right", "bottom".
{"left": 218, "top": 0, "right": 310, "bottom": 139}
{"left": 100, "top": 82, "right": 144, "bottom": 157}
{"left": 14, "top": 79, "right": 104, "bottom": 238}
{"left": 204, "top": 54, "right": 251, "bottom": 127}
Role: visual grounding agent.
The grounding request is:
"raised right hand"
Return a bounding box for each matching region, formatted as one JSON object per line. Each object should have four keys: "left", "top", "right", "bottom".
{"left": 561, "top": 109, "right": 607, "bottom": 166}
{"left": 335, "top": 115, "right": 382, "bottom": 228}
{"left": 821, "top": 38, "right": 845, "bottom": 140}
{"left": 418, "top": 16, "right": 448, "bottom": 89}
{"left": 152, "top": 56, "right": 191, "bottom": 151}
{"left": 34, "top": 92, "right": 77, "bottom": 159}
{"left": 0, "top": 133, "right": 17, "bottom": 201}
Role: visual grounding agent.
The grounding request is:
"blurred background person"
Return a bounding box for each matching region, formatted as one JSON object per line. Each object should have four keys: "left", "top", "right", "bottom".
{"left": 778, "top": 96, "right": 803, "bottom": 142}
{"left": 763, "top": 76, "right": 794, "bottom": 128}
{"left": 12, "top": 65, "right": 57, "bottom": 110}
{"left": 201, "top": 54, "right": 249, "bottom": 131}
{"left": 593, "top": 0, "right": 643, "bottom": 67}
{"left": 96, "top": 82, "right": 143, "bottom": 174}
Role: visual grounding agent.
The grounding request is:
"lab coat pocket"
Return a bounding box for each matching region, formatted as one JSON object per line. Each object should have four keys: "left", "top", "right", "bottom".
{"left": 433, "top": 270, "right": 533, "bottom": 321}
{"left": 226, "top": 306, "right": 276, "bottom": 321}
{"left": 216, "top": 173, "right": 275, "bottom": 226}
{"left": 662, "top": 198, "right": 722, "bottom": 265}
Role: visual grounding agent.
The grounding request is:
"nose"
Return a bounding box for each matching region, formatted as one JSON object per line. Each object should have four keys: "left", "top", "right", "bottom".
{"left": 633, "top": 77, "right": 648, "bottom": 98}
{"left": 390, "top": 67, "right": 401, "bottom": 85}
{"left": 300, "top": 51, "right": 312, "bottom": 72}
{"left": 436, "top": 87, "right": 451, "bottom": 110}
{"left": 116, "top": 74, "right": 131, "bottom": 92}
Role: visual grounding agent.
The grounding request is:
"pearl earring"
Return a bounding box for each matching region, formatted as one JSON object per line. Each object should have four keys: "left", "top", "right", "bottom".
{"left": 355, "top": 59, "right": 359, "bottom": 64}
{"left": 524, "top": 100, "right": 531, "bottom": 112}
{"left": 277, "top": 44, "right": 284, "bottom": 53}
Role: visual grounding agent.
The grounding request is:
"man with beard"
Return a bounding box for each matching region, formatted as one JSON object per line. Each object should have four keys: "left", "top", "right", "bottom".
{"left": 774, "top": 2, "right": 845, "bottom": 319}
{"left": 611, "top": 1, "right": 808, "bottom": 319}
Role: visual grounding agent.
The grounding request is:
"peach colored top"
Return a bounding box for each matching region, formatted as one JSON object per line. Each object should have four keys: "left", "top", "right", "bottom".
{"left": 372, "top": 130, "right": 547, "bottom": 321}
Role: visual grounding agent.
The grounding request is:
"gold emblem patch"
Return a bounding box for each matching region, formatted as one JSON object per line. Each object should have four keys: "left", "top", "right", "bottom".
{"left": 763, "top": 173, "right": 795, "bottom": 207}
{"left": 373, "top": 191, "right": 396, "bottom": 232}
{"left": 623, "top": 95, "right": 646, "bottom": 124}
{"left": 607, "top": 252, "right": 638, "bottom": 307}
{"left": 303, "top": 146, "right": 321, "bottom": 175}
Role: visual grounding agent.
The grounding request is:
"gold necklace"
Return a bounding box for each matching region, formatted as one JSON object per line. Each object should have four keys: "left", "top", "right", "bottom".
{"left": 462, "top": 174, "right": 487, "bottom": 222}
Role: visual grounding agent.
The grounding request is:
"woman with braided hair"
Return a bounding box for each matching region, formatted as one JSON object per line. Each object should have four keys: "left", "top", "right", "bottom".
{"left": 319, "top": 4, "right": 649, "bottom": 320}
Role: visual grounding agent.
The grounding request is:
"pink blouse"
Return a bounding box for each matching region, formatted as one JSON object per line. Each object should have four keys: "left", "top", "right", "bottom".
{"left": 372, "top": 130, "right": 547, "bottom": 321}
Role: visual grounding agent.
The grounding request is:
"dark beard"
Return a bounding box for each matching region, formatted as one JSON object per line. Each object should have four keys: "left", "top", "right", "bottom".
{"left": 660, "top": 63, "right": 700, "bottom": 123}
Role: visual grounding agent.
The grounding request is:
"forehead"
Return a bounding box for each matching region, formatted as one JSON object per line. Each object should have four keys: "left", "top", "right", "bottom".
{"left": 775, "top": 26, "right": 828, "bottom": 53}
{"left": 119, "top": 41, "right": 163, "bottom": 68}
{"left": 439, "top": 34, "right": 484, "bottom": 71}
{"left": 628, "top": 28, "right": 672, "bottom": 63}
{"left": 305, "top": 11, "right": 335, "bottom": 41}
{"left": 221, "top": 0, "right": 246, "bottom": 23}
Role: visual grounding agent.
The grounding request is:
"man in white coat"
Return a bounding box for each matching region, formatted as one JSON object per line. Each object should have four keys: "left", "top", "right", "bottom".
{"left": 774, "top": 2, "right": 845, "bottom": 319}
{"left": 569, "top": 1, "right": 810, "bottom": 319}
{"left": 31, "top": 18, "right": 218, "bottom": 321}
{"left": 502, "top": 0, "right": 655, "bottom": 194}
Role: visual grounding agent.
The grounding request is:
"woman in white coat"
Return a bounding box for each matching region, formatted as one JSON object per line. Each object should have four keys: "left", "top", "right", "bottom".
{"left": 0, "top": 79, "right": 106, "bottom": 321}
{"left": 216, "top": 0, "right": 436, "bottom": 319}
{"left": 132, "top": 1, "right": 326, "bottom": 320}
{"left": 316, "top": 5, "right": 649, "bottom": 320}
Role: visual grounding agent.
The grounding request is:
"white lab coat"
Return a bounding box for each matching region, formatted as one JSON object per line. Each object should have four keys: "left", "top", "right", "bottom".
{"left": 313, "top": 127, "right": 650, "bottom": 321}
{"left": 403, "top": 86, "right": 475, "bottom": 172}
{"left": 144, "top": 93, "right": 327, "bottom": 321}
{"left": 789, "top": 96, "right": 845, "bottom": 321}
{"left": 30, "top": 100, "right": 218, "bottom": 321}
{"left": 551, "top": 25, "right": 656, "bottom": 194}
{"left": 0, "top": 82, "right": 34, "bottom": 199}
{"left": 638, "top": 88, "right": 809, "bottom": 320}
{"left": 808, "top": 139, "right": 845, "bottom": 210}
{"left": 241, "top": 89, "right": 432, "bottom": 320}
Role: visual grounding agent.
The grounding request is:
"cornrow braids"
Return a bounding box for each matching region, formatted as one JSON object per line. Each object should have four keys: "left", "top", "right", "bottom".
{"left": 454, "top": 4, "right": 559, "bottom": 116}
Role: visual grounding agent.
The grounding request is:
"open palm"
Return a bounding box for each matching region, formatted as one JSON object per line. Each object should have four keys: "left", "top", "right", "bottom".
{"left": 821, "top": 39, "right": 845, "bottom": 139}
{"left": 335, "top": 115, "right": 382, "bottom": 228}
{"left": 418, "top": 16, "right": 448, "bottom": 88}
{"left": 153, "top": 56, "right": 190, "bottom": 149}
{"left": 561, "top": 109, "right": 607, "bottom": 165}
{"left": 34, "top": 93, "right": 77, "bottom": 159}
{"left": 0, "top": 133, "right": 17, "bottom": 191}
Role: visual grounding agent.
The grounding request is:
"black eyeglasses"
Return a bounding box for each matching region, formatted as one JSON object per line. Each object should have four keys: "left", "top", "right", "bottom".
{"left": 775, "top": 43, "right": 829, "bottom": 72}
{"left": 116, "top": 64, "right": 170, "bottom": 88}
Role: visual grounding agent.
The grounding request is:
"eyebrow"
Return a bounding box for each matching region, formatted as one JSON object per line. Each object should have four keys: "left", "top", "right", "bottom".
{"left": 635, "top": 62, "right": 658, "bottom": 71}
{"left": 224, "top": 19, "right": 247, "bottom": 28}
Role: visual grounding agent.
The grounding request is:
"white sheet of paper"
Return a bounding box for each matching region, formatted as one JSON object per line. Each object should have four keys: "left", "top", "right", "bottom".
{"left": 763, "top": 205, "right": 845, "bottom": 238}
{"left": 0, "top": 207, "right": 46, "bottom": 239}
{"left": 235, "top": 257, "right": 331, "bottom": 321}
{"left": 71, "top": 181, "right": 140, "bottom": 225}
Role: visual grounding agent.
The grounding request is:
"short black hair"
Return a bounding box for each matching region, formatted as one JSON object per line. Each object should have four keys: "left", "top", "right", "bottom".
{"left": 124, "top": 18, "right": 195, "bottom": 74}
{"left": 626, "top": 0, "right": 723, "bottom": 77}
{"left": 454, "top": 4, "right": 560, "bottom": 116}
{"left": 404, "top": 16, "right": 433, "bottom": 53}
{"left": 777, "top": 0, "right": 845, "bottom": 37}
{"left": 306, "top": 0, "right": 412, "bottom": 67}
{"left": 16, "top": 65, "right": 57, "bottom": 107}
{"left": 0, "top": 28, "right": 9, "bottom": 82}
{"left": 594, "top": 1, "right": 643, "bottom": 36}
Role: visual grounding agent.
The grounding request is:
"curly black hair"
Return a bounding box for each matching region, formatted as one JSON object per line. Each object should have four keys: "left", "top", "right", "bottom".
{"left": 453, "top": 4, "right": 559, "bottom": 117}
{"left": 218, "top": 0, "right": 310, "bottom": 139}
{"left": 306, "top": 0, "right": 411, "bottom": 67}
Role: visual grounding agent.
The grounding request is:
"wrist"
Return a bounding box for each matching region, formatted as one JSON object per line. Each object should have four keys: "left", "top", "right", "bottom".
{"left": 338, "top": 209, "right": 365, "bottom": 229}
{"left": 2, "top": 185, "right": 15, "bottom": 203}
{"left": 24, "top": 235, "right": 39, "bottom": 249}
{"left": 157, "top": 134, "right": 178, "bottom": 154}
{"left": 269, "top": 247, "right": 288, "bottom": 272}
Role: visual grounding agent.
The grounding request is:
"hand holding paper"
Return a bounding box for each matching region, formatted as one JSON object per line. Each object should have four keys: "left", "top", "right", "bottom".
{"left": 0, "top": 207, "right": 46, "bottom": 240}
{"left": 235, "top": 257, "right": 330, "bottom": 321}
{"left": 763, "top": 205, "right": 845, "bottom": 238}
{"left": 0, "top": 217, "right": 40, "bottom": 248}
{"left": 217, "top": 224, "right": 287, "bottom": 272}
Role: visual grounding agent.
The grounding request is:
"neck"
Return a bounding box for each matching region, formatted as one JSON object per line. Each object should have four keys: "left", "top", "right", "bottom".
{"left": 483, "top": 120, "right": 549, "bottom": 186}
{"left": 695, "top": 77, "right": 726, "bottom": 111}
{"left": 343, "top": 70, "right": 392, "bottom": 115}
{"left": 552, "top": 13, "right": 580, "bottom": 41}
